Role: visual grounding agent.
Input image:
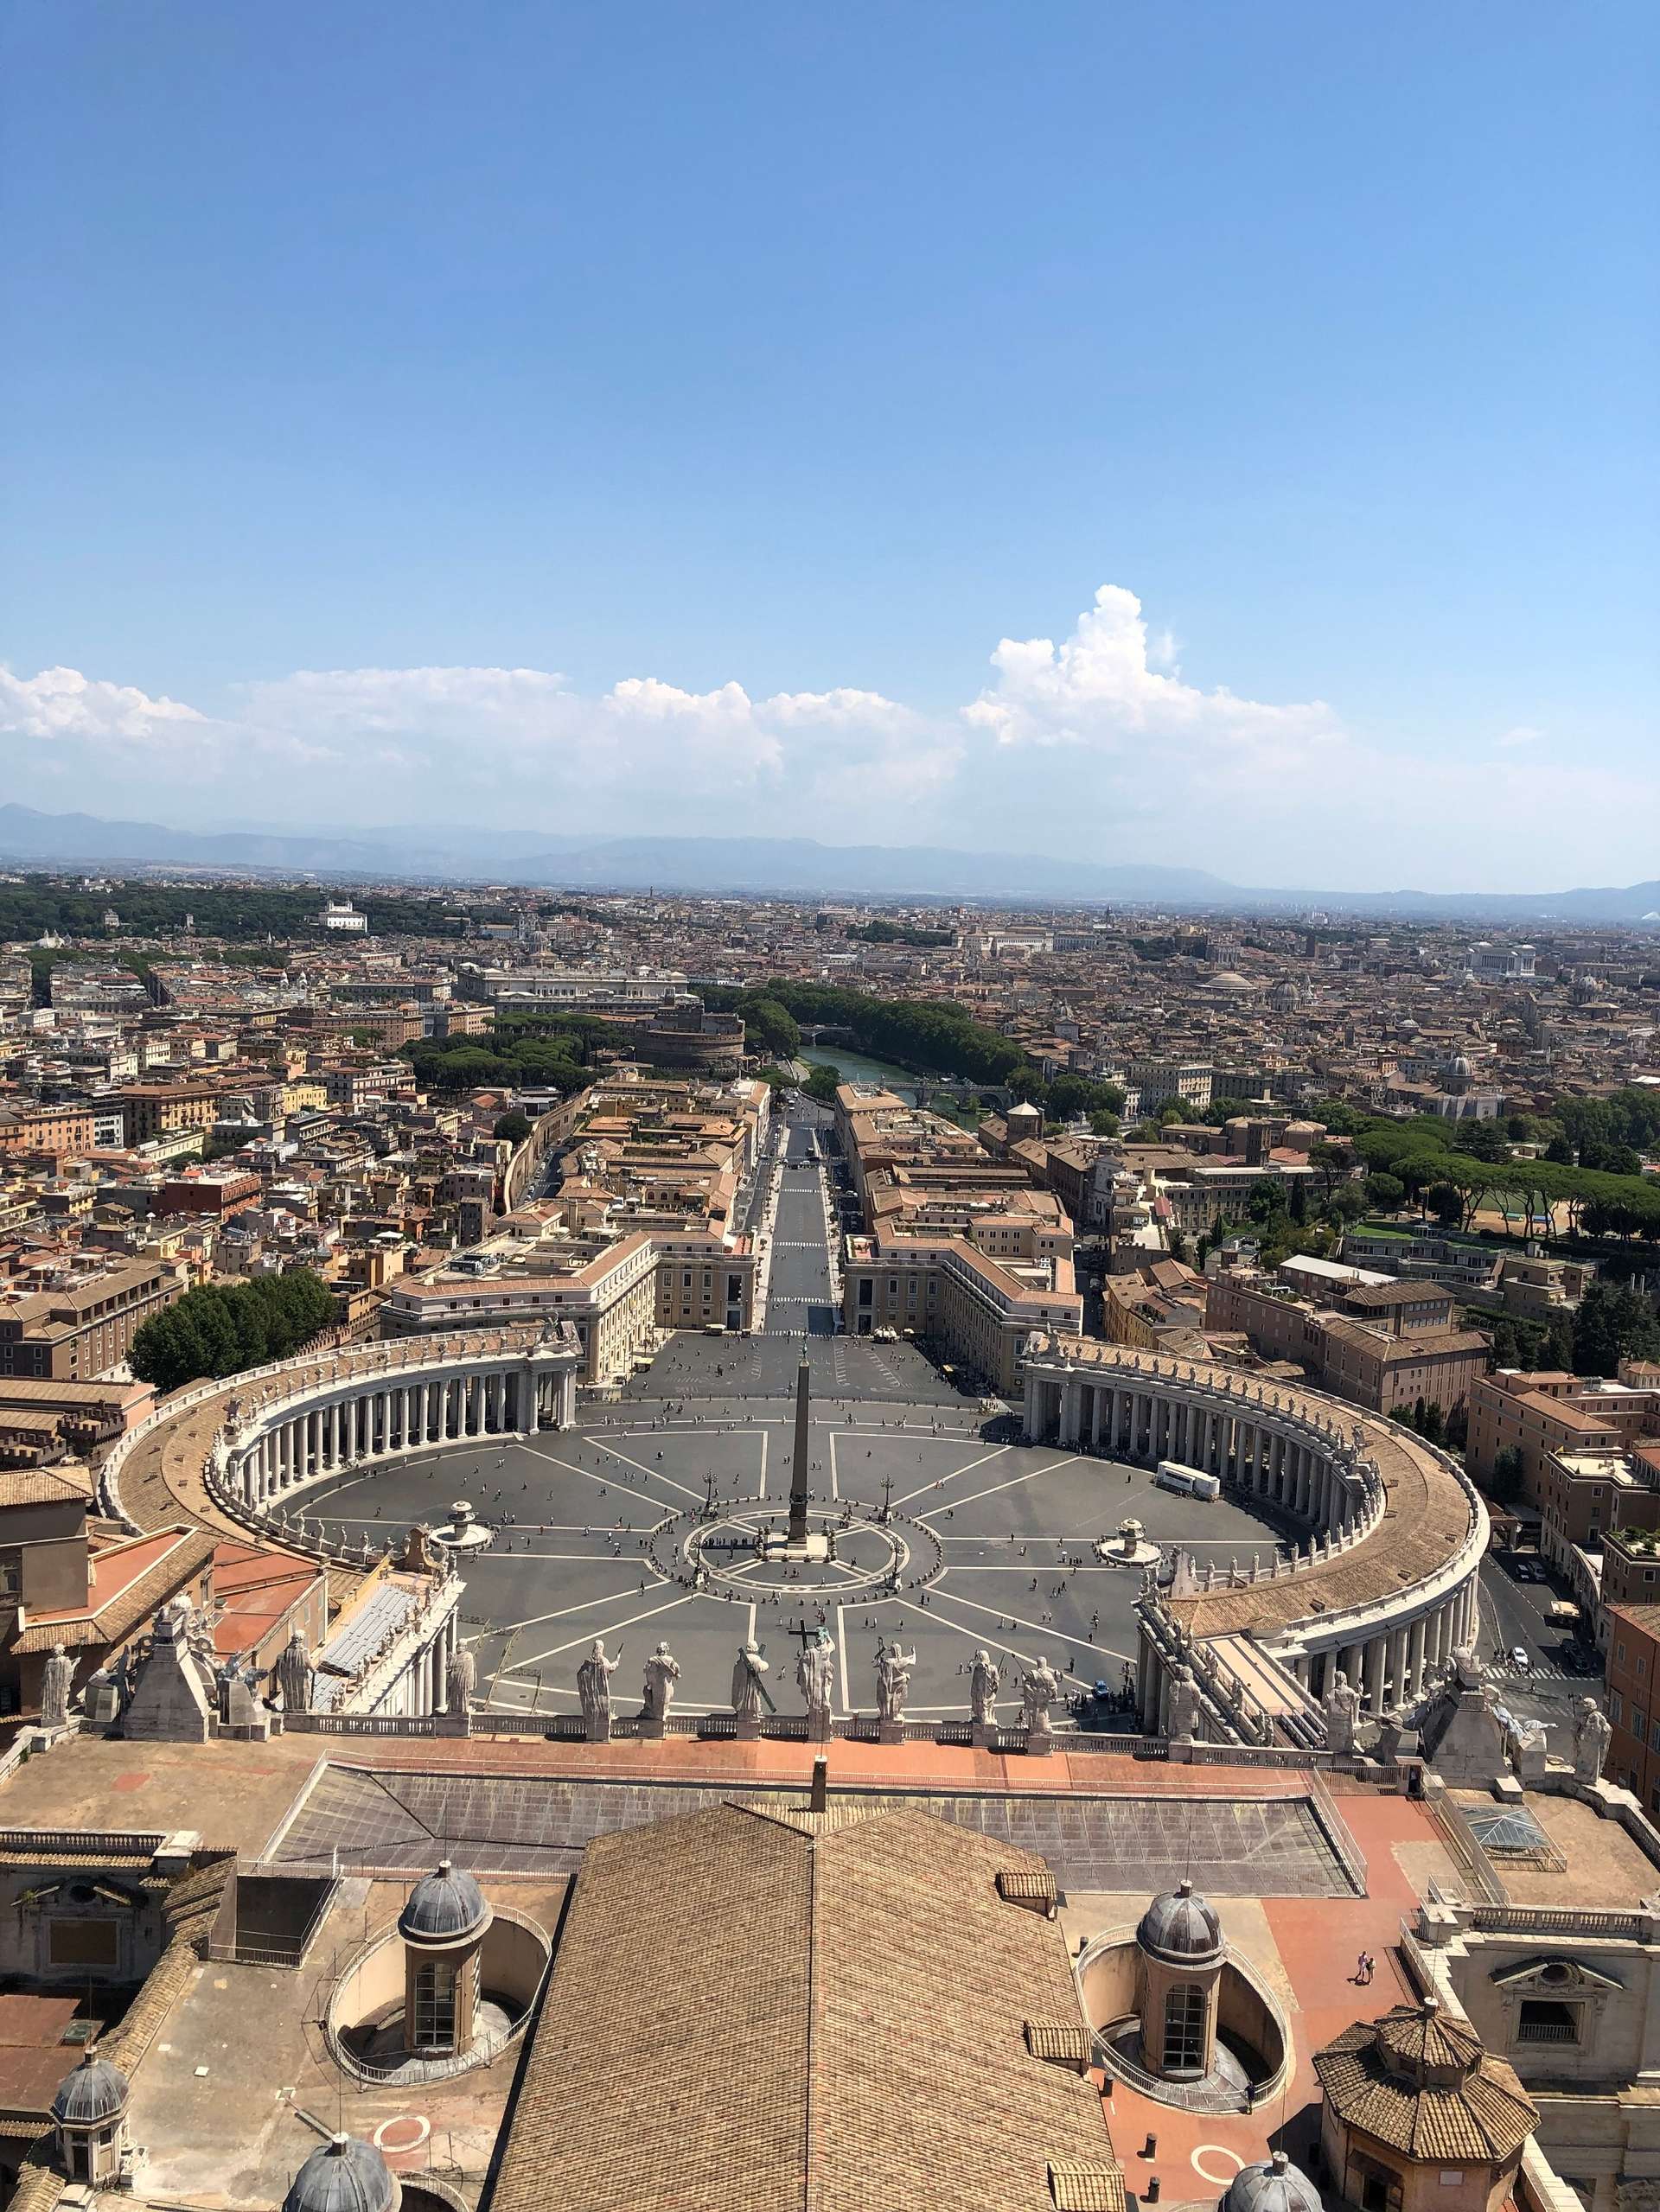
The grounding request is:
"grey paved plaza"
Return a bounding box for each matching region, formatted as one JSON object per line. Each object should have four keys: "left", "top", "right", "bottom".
{"left": 297, "top": 1109, "right": 1293, "bottom": 1725}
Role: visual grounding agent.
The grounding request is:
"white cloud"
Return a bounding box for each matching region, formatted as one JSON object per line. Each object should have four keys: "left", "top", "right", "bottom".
{"left": 3, "top": 590, "right": 1647, "bottom": 887}
{"left": 0, "top": 664, "right": 205, "bottom": 744}
{"left": 963, "top": 585, "right": 1340, "bottom": 785}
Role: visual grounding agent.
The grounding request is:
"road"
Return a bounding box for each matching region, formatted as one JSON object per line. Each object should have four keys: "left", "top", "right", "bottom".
{"left": 757, "top": 1103, "right": 840, "bottom": 1337}
{"left": 1474, "top": 1552, "right": 1601, "bottom": 1729}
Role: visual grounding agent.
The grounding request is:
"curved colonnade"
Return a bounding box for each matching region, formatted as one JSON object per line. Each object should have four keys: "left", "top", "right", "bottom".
{"left": 103, "top": 1325, "right": 584, "bottom": 1535}
{"left": 1020, "top": 1334, "right": 1488, "bottom": 1728}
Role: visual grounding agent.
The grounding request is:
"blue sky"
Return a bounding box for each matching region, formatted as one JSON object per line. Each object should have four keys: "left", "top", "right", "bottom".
{"left": 2, "top": 1, "right": 1655, "bottom": 888}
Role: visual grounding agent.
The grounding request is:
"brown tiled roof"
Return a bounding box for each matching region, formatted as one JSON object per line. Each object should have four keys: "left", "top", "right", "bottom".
{"left": 10, "top": 1526, "right": 216, "bottom": 1654}
{"left": 1048, "top": 2163, "right": 1127, "bottom": 2212}
{"left": 1313, "top": 2005, "right": 1536, "bottom": 2164}
{"left": 0, "top": 1468, "right": 92, "bottom": 1508}
{"left": 489, "top": 1800, "right": 1118, "bottom": 2212}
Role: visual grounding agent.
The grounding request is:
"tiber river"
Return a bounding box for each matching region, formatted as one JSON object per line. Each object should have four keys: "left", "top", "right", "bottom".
{"left": 798, "top": 1044, "right": 919, "bottom": 1104}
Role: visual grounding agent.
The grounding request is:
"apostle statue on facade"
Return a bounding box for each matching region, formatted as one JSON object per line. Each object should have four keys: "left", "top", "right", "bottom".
{"left": 970, "top": 1649, "right": 1001, "bottom": 1727}
{"left": 796, "top": 1628, "right": 836, "bottom": 1738}
{"left": 40, "top": 1644, "right": 74, "bottom": 1731}
{"left": 731, "top": 1638, "right": 770, "bottom": 1724}
{"left": 873, "top": 1640, "right": 915, "bottom": 1728}
{"left": 577, "top": 1638, "right": 620, "bottom": 1741}
{"left": 642, "top": 1641, "right": 682, "bottom": 1725}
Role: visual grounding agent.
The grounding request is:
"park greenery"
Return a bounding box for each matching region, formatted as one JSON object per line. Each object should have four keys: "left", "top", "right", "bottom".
{"left": 130, "top": 1269, "right": 337, "bottom": 1393}
{"left": 400, "top": 1013, "right": 600, "bottom": 1096}
{"left": 0, "top": 877, "right": 466, "bottom": 944}
{"left": 843, "top": 920, "right": 954, "bottom": 947}
{"left": 493, "top": 1110, "right": 534, "bottom": 1144}
{"left": 1342, "top": 1108, "right": 1660, "bottom": 1244}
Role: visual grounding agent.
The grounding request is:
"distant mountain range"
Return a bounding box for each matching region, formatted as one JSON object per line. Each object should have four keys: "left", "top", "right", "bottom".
{"left": 2, "top": 802, "right": 1657, "bottom": 921}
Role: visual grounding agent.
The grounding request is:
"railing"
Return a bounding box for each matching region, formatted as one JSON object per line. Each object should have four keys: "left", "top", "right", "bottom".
{"left": 1466, "top": 1903, "right": 1649, "bottom": 1941}
{"left": 327, "top": 1903, "right": 550, "bottom": 2087}
{"left": 1426, "top": 1794, "right": 1508, "bottom": 1905}
{"left": 1306, "top": 1766, "right": 1369, "bottom": 1897}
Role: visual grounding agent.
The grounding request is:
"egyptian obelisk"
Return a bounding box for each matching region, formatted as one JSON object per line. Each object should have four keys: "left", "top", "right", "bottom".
{"left": 787, "top": 1354, "right": 811, "bottom": 1546}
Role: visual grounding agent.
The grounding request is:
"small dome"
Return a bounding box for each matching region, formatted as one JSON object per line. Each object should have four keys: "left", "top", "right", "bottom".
{"left": 52, "top": 2051, "right": 129, "bottom": 2127}
{"left": 399, "top": 1858, "right": 487, "bottom": 1944}
{"left": 282, "top": 2134, "right": 399, "bottom": 2212}
{"left": 1223, "top": 2151, "right": 1323, "bottom": 2212}
{"left": 1136, "top": 1878, "right": 1223, "bottom": 1967}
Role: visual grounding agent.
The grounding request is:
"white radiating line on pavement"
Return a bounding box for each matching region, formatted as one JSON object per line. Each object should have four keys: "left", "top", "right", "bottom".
{"left": 915, "top": 1455, "right": 1084, "bottom": 1520}
{"left": 590, "top": 1437, "right": 704, "bottom": 1503}
{"left": 757, "top": 1430, "right": 768, "bottom": 1498}
{"left": 515, "top": 1590, "right": 697, "bottom": 1673}
{"left": 828, "top": 1431, "right": 839, "bottom": 1500}
{"left": 924, "top": 1582, "right": 1130, "bottom": 1673}
{"left": 892, "top": 1444, "right": 1009, "bottom": 1508}
{"left": 917, "top": 1588, "right": 1108, "bottom": 1689}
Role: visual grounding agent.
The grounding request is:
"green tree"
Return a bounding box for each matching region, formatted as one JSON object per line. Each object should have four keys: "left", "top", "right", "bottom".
{"left": 494, "top": 1110, "right": 533, "bottom": 1144}
{"left": 737, "top": 996, "right": 802, "bottom": 1061}
{"left": 1363, "top": 1173, "right": 1406, "bottom": 1213}
{"left": 1488, "top": 1444, "right": 1525, "bottom": 1504}
{"left": 1572, "top": 1281, "right": 1660, "bottom": 1379}
{"left": 804, "top": 1062, "right": 841, "bottom": 1104}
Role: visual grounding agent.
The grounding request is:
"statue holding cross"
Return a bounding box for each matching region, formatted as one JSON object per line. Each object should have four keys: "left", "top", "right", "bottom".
{"left": 794, "top": 1622, "right": 837, "bottom": 1740}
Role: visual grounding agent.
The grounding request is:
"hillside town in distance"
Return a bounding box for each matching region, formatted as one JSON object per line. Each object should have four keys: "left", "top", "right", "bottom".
{"left": 2, "top": 866, "right": 1660, "bottom": 2212}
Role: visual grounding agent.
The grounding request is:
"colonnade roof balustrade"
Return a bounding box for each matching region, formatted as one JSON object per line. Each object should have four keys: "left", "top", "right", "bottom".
{"left": 1022, "top": 1333, "right": 1485, "bottom": 1647}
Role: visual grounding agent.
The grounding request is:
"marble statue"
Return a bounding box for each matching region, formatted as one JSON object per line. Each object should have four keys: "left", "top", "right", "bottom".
{"left": 1374, "top": 1705, "right": 1408, "bottom": 1766}
{"left": 970, "top": 1649, "right": 1001, "bottom": 1726}
{"left": 1574, "top": 1696, "right": 1613, "bottom": 1785}
{"left": 577, "top": 1638, "right": 620, "bottom": 1740}
{"left": 731, "top": 1638, "right": 770, "bottom": 1723}
{"left": 272, "top": 1627, "right": 316, "bottom": 1716}
{"left": 40, "top": 1643, "right": 74, "bottom": 1730}
{"left": 642, "top": 1641, "right": 682, "bottom": 1724}
{"left": 446, "top": 1641, "right": 477, "bottom": 1714}
{"left": 1502, "top": 1705, "right": 1549, "bottom": 1782}
{"left": 795, "top": 1629, "right": 835, "bottom": 1737}
{"left": 873, "top": 1640, "right": 915, "bottom": 1726}
{"left": 1167, "top": 1663, "right": 1202, "bottom": 1741}
{"left": 1323, "top": 1667, "right": 1363, "bottom": 1757}
{"left": 1021, "top": 1654, "right": 1063, "bottom": 1740}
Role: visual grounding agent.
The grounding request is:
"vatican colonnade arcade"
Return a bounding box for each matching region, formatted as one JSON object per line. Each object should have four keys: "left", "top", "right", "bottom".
{"left": 1020, "top": 1335, "right": 1489, "bottom": 1737}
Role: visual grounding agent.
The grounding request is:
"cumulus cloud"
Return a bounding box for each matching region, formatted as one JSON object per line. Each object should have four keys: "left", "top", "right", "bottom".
{"left": 0, "top": 664, "right": 206, "bottom": 744}
{"left": 963, "top": 584, "right": 1341, "bottom": 784}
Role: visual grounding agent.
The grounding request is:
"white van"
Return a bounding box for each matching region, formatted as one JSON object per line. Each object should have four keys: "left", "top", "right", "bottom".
{"left": 1155, "top": 1459, "right": 1221, "bottom": 1501}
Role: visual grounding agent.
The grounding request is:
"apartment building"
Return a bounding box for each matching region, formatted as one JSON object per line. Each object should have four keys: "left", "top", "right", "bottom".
{"left": 834, "top": 1083, "right": 1082, "bottom": 1392}
{"left": 1604, "top": 1604, "right": 1660, "bottom": 1814}
{"left": 1205, "top": 1265, "right": 1490, "bottom": 1415}
{"left": 116, "top": 1081, "right": 224, "bottom": 1147}
{"left": 0, "top": 1257, "right": 184, "bottom": 1381}
{"left": 0, "top": 1103, "right": 100, "bottom": 1157}
{"left": 1466, "top": 1369, "right": 1660, "bottom": 1495}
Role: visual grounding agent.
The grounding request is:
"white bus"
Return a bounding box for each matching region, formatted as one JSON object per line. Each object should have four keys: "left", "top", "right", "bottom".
{"left": 1155, "top": 1459, "right": 1221, "bottom": 1501}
